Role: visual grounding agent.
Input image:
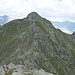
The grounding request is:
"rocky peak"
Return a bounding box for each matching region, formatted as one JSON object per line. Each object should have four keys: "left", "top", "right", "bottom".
{"left": 27, "top": 12, "right": 42, "bottom": 21}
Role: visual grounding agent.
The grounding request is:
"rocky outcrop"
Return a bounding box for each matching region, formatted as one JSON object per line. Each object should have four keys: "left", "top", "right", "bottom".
{"left": 0, "top": 63, "right": 53, "bottom": 75}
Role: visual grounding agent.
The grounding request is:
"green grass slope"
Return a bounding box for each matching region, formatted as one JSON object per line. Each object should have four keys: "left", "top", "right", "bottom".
{"left": 0, "top": 12, "right": 75, "bottom": 75}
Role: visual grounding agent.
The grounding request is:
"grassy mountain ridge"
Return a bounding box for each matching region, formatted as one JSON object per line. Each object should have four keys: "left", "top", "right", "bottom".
{"left": 0, "top": 12, "right": 75, "bottom": 75}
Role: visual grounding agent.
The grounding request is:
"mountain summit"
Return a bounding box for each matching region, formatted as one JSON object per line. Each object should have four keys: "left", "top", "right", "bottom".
{"left": 0, "top": 12, "right": 75, "bottom": 75}
{"left": 27, "top": 12, "right": 41, "bottom": 18}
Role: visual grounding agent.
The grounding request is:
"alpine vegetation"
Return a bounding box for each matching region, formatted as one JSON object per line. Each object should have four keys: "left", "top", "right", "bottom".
{"left": 0, "top": 12, "right": 75, "bottom": 75}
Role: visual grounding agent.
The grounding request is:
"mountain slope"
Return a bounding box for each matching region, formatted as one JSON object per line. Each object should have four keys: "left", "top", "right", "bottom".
{"left": 0, "top": 12, "right": 75, "bottom": 75}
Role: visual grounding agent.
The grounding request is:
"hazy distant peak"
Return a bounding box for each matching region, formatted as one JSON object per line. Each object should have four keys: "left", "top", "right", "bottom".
{"left": 0, "top": 15, "right": 9, "bottom": 25}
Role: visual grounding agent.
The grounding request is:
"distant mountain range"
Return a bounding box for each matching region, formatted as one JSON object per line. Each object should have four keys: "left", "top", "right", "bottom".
{"left": 0, "top": 15, "right": 8, "bottom": 25}
{"left": 0, "top": 12, "right": 75, "bottom": 75}
{"left": 52, "top": 21, "right": 75, "bottom": 33}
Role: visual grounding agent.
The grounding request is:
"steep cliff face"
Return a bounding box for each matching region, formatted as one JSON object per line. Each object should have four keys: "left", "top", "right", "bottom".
{"left": 0, "top": 12, "right": 75, "bottom": 75}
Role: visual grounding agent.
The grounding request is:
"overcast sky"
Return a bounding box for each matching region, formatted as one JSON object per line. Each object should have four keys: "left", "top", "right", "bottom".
{"left": 0, "top": 0, "right": 75, "bottom": 34}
